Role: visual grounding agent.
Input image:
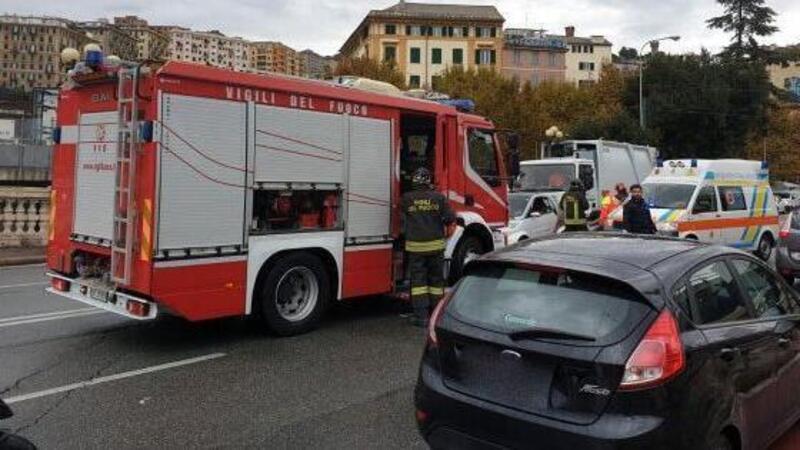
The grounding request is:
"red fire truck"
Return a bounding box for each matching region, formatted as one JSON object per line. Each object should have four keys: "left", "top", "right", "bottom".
{"left": 46, "top": 59, "right": 510, "bottom": 335}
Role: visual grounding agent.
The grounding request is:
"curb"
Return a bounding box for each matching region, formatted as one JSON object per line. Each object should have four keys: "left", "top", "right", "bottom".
{"left": 0, "top": 255, "right": 46, "bottom": 267}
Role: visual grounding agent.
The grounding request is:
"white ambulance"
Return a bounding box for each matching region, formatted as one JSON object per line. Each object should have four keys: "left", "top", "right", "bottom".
{"left": 639, "top": 159, "right": 779, "bottom": 260}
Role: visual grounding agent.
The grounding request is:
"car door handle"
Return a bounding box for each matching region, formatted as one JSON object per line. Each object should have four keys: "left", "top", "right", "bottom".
{"left": 778, "top": 337, "right": 791, "bottom": 348}
{"left": 720, "top": 347, "right": 739, "bottom": 362}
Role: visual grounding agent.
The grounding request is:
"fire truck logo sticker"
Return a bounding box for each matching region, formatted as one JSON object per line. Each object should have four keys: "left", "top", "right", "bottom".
{"left": 95, "top": 124, "right": 108, "bottom": 142}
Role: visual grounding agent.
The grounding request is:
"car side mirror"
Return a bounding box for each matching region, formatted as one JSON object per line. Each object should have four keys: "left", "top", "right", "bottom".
{"left": 0, "top": 398, "right": 13, "bottom": 419}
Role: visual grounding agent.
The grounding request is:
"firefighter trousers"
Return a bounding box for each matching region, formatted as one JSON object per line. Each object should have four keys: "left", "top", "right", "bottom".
{"left": 408, "top": 251, "right": 445, "bottom": 321}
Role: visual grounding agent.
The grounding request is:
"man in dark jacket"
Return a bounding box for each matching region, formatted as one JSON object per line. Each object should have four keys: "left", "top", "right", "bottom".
{"left": 623, "top": 184, "right": 657, "bottom": 234}
{"left": 402, "top": 168, "right": 456, "bottom": 327}
{"left": 559, "top": 180, "right": 590, "bottom": 232}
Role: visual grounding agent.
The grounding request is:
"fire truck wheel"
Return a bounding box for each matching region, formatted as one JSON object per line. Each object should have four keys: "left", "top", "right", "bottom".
{"left": 259, "top": 252, "right": 331, "bottom": 336}
{"left": 449, "top": 234, "right": 485, "bottom": 284}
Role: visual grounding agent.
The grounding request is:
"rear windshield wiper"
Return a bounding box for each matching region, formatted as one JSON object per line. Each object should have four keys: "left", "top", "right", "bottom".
{"left": 508, "top": 326, "right": 596, "bottom": 342}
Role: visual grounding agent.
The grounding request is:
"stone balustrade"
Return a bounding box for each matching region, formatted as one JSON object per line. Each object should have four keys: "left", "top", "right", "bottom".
{"left": 0, "top": 186, "right": 50, "bottom": 249}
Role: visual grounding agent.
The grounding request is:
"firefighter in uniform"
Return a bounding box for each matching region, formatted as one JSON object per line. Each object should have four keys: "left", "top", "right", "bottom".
{"left": 402, "top": 168, "right": 456, "bottom": 327}
{"left": 559, "top": 180, "right": 590, "bottom": 232}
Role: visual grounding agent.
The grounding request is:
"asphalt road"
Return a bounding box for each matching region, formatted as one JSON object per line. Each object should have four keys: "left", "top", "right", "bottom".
{"left": 0, "top": 264, "right": 427, "bottom": 449}
{"left": 2, "top": 262, "right": 800, "bottom": 449}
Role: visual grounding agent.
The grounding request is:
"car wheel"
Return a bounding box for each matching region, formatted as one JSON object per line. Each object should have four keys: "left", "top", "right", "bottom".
{"left": 756, "top": 234, "right": 773, "bottom": 261}
{"left": 259, "top": 252, "right": 331, "bottom": 336}
{"left": 707, "top": 433, "right": 734, "bottom": 450}
{"left": 449, "top": 234, "right": 485, "bottom": 284}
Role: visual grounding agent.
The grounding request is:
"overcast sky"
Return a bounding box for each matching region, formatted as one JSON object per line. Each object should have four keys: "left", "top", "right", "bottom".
{"left": 5, "top": 0, "right": 799, "bottom": 56}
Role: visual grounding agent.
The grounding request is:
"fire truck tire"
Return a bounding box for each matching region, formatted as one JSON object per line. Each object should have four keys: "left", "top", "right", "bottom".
{"left": 449, "top": 234, "right": 486, "bottom": 284}
{"left": 258, "top": 252, "right": 331, "bottom": 336}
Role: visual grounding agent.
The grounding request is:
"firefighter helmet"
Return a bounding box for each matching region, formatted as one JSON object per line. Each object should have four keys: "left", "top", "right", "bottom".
{"left": 412, "top": 167, "right": 432, "bottom": 186}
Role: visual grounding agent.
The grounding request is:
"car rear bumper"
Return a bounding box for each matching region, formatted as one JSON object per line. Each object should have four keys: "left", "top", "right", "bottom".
{"left": 776, "top": 246, "right": 800, "bottom": 275}
{"left": 45, "top": 272, "right": 158, "bottom": 320}
{"left": 415, "top": 363, "right": 674, "bottom": 450}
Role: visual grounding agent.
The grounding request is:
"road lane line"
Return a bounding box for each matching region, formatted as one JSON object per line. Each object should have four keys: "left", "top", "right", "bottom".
{"left": 3, "top": 353, "right": 227, "bottom": 405}
{"left": 0, "top": 307, "right": 97, "bottom": 323}
{"left": 0, "top": 309, "right": 107, "bottom": 328}
{"left": 0, "top": 281, "right": 49, "bottom": 290}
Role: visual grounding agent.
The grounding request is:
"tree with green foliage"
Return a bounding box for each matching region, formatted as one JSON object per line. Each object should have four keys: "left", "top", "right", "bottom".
{"left": 332, "top": 56, "right": 407, "bottom": 89}
{"left": 625, "top": 51, "right": 771, "bottom": 159}
{"left": 618, "top": 47, "right": 639, "bottom": 60}
{"left": 707, "top": 0, "right": 778, "bottom": 61}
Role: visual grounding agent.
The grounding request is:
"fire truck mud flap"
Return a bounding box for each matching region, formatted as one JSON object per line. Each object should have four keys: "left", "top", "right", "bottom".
{"left": 45, "top": 272, "right": 157, "bottom": 320}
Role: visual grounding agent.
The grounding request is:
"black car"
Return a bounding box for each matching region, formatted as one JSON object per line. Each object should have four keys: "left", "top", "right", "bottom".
{"left": 776, "top": 209, "right": 800, "bottom": 285}
{"left": 415, "top": 234, "right": 800, "bottom": 450}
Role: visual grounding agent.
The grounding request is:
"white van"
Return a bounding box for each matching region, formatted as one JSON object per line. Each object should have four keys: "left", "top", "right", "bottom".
{"left": 638, "top": 159, "right": 779, "bottom": 260}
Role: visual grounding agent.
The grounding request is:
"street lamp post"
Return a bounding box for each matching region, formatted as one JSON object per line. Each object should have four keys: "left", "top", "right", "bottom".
{"left": 544, "top": 126, "right": 564, "bottom": 157}
{"left": 639, "top": 35, "right": 680, "bottom": 129}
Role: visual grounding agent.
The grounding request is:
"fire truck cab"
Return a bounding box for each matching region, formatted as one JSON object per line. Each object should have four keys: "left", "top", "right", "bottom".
{"left": 46, "top": 59, "right": 509, "bottom": 335}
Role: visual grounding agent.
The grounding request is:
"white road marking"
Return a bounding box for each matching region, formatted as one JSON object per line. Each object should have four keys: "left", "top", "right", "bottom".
{"left": 0, "top": 308, "right": 107, "bottom": 328}
{"left": 3, "top": 353, "right": 227, "bottom": 405}
{"left": 0, "top": 263, "right": 46, "bottom": 270}
{"left": 0, "top": 281, "right": 48, "bottom": 290}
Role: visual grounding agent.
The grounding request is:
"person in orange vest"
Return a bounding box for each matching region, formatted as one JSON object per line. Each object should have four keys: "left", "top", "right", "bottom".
{"left": 599, "top": 190, "right": 617, "bottom": 230}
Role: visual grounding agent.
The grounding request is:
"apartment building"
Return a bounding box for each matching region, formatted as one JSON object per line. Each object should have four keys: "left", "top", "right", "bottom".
{"left": 75, "top": 19, "right": 138, "bottom": 61}
{"left": 501, "top": 28, "right": 567, "bottom": 86}
{"left": 339, "top": 1, "right": 505, "bottom": 90}
{"left": 251, "top": 41, "right": 301, "bottom": 76}
{"left": 557, "top": 26, "right": 613, "bottom": 86}
{"left": 0, "top": 15, "right": 95, "bottom": 91}
{"left": 298, "top": 49, "right": 335, "bottom": 79}
{"left": 113, "top": 15, "right": 169, "bottom": 61}
{"left": 167, "top": 28, "right": 251, "bottom": 72}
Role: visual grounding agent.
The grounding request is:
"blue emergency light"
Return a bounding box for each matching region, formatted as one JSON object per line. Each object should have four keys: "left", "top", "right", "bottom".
{"left": 691, "top": 159, "right": 698, "bottom": 168}
{"left": 85, "top": 49, "right": 104, "bottom": 70}
{"left": 656, "top": 158, "right": 664, "bottom": 167}
{"left": 761, "top": 160, "right": 769, "bottom": 170}
{"left": 436, "top": 99, "right": 475, "bottom": 113}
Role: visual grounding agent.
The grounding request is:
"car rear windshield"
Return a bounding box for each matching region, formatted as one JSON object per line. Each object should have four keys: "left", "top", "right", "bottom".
{"left": 448, "top": 265, "right": 652, "bottom": 343}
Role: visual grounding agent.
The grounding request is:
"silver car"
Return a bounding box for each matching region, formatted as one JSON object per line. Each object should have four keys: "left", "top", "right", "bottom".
{"left": 776, "top": 209, "right": 800, "bottom": 285}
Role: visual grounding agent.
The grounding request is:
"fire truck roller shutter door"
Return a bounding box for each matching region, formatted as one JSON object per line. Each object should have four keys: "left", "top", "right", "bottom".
{"left": 157, "top": 94, "right": 247, "bottom": 251}
{"left": 73, "top": 111, "right": 119, "bottom": 243}
{"left": 253, "top": 105, "right": 345, "bottom": 185}
{"left": 346, "top": 115, "right": 392, "bottom": 240}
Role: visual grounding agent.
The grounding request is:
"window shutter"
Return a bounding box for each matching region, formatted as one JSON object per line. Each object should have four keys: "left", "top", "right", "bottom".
{"left": 490, "top": 50, "right": 496, "bottom": 64}
{"left": 475, "top": 50, "right": 481, "bottom": 65}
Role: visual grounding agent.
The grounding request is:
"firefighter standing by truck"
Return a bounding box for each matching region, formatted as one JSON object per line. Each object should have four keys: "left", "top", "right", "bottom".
{"left": 402, "top": 168, "right": 456, "bottom": 327}
{"left": 559, "top": 180, "right": 590, "bottom": 232}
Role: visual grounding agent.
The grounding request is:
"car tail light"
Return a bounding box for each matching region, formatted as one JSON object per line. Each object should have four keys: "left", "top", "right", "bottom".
{"left": 51, "top": 278, "right": 70, "bottom": 292}
{"left": 780, "top": 230, "right": 790, "bottom": 240}
{"left": 125, "top": 300, "right": 150, "bottom": 317}
{"left": 415, "top": 409, "right": 430, "bottom": 425}
{"left": 427, "top": 291, "right": 454, "bottom": 348}
{"left": 619, "top": 309, "right": 685, "bottom": 391}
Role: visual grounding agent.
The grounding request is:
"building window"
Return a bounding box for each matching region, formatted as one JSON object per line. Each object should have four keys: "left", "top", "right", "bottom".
{"left": 431, "top": 48, "right": 442, "bottom": 64}
{"left": 410, "top": 47, "right": 421, "bottom": 64}
{"left": 384, "top": 45, "right": 396, "bottom": 63}
{"left": 490, "top": 27, "right": 497, "bottom": 38}
{"left": 452, "top": 48, "right": 463, "bottom": 64}
{"left": 409, "top": 75, "right": 421, "bottom": 88}
{"left": 513, "top": 50, "right": 521, "bottom": 65}
{"left": 549, "top": 53, "right": 557, "bottom": 67}
{"left": 385, "top": 24, "right": 396, "bottom": 35}
{"left": 579, "top": 62, "right": 595, "bottom": 71}
{"left": 432, "top": 27, "right": 443, "bottom": 37}
{"left": 530, "top": 52, "right": 539, "bottom": 66}
{"left": 463, "top": 27, "right": 469, "bottom": 37}
{"left": 475, "top": 49, "right": 496, "bottom": 65}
